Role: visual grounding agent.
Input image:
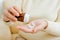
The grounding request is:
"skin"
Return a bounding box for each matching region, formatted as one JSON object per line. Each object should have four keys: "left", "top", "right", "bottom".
{"left": 17, "top": 19, "right": 48, "bottom": 33}
{"left": 3, "top": 6, "right": 22, "bottom": 22}
{"left": 3, "top": 6, "right": 48, "bottom": 40}
{"left": 3, "top": 6, "right": 48, "bottom": 33}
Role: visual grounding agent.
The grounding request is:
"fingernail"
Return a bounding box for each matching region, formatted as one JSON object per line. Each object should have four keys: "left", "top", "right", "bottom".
{"left": 17, "top": 13, "right": 19, "bottom": 16}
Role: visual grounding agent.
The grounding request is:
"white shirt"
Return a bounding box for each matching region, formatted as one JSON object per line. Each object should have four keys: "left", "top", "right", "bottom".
{"left": 0, "top": 0, "right": 60, "bottom": 40}
{"left": 16, "top": 0, "right": 60, "bottom": 40}
{"left": 23, "top": 0, "right": 60, "bottom": 21}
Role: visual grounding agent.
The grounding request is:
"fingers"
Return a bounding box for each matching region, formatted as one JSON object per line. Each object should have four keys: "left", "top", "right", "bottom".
{"left": 4, "top": 10, "right": 17, "bottom": 21}
{"left": 29, "top": 19, "right": 47, "bottom": 33}
{"left": 3, "top": 6, "right": 23, "bottom": 22}
{"left": 16, "top": 19, "right": 47, "bottom": 33}
{"left": 33, "top": 25, "right": 44, "bottom": 33}
{"left": 3, "top": 14, "right": 10, "bottom": 22}
{"left": 33, "top": 20, "right": 48, "bottom": 33}
{"left": 13, "top": 6, "right": 22, "bottom": 14}
{"left": 8, "top": 7, "right": 19, "bottom": 16}
{"left": 17, "top": 25, "right": 33, "bottom": 33}
{"left": 30, "top": 19, "right": 42, "bottom": 26}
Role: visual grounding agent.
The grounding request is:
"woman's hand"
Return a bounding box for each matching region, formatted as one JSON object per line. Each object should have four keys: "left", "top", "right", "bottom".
{"left": 17, "top": 19, "right": 48, "bottom": 33}
{"left": 32, "top": 19, "right": 48, "bottom": 33}
{"left": 3, "top": 6, "right": 22, "bottom": 22}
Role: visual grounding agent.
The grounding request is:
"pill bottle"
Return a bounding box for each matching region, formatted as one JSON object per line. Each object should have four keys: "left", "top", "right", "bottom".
{"left": 16, "top": 13, "right": 30, "bottom": 23}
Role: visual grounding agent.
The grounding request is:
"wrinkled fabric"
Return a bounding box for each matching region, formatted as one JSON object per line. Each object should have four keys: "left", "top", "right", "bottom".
{"left": 0, "top": 0, "right": 60, "bottom": 40}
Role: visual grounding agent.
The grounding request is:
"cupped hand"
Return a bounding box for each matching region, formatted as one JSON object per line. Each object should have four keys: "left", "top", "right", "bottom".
{"left": 16, "top": 19, "right": 48, "bottom": 33}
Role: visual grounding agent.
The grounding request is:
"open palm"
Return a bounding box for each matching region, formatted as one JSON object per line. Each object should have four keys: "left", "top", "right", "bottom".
{"left": 17, "top": 19, "right": 48, "bottom": 33}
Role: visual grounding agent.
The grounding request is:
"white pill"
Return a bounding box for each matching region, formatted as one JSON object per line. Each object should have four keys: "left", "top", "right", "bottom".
{"left": 28, "top": 23, "right": 36, "bottom": 29}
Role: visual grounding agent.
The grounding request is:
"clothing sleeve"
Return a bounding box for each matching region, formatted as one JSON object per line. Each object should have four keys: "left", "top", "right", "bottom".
{"left": 58, "top": 0, "right": 60, "bottom": 10}
{"left": 45, "top": 0, "right": 60, "bottom": 36}
{"left": 45, "top": 20, "right": 60, "bottom": 36}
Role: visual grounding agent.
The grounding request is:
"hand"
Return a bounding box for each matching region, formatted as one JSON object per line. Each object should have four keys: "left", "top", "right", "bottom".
{"left": 16, "top": 19, "right": 48, "bottom": 33}
{"left": 3, "top": 6, "right": 22, "bottom": 22}
{"left": 32, "top": 19, "right": 48, "bottom": 33}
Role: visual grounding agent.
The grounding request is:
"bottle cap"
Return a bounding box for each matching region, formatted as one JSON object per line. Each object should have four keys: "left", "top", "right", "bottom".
{"left": 24, "top": 13, "right": 30, "bottom": 23}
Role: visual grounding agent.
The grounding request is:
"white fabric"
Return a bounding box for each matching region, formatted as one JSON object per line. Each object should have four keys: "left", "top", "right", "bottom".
{"left": 23, "top": 0, "right": 60, "bottom": 21}
{"left": 45, "top": 21, "right": 60, "bottom": 36}
{"left": 0, "top": 0, "right": 3, "bottom": 18}
{"left": 18, "top": 0, "right": 60, "bottom": 40}
{"left": 0, "top": 0, "right": 60, "bottom": 40}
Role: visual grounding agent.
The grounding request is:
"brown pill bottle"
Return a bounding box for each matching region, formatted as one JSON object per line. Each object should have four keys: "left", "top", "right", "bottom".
{"left": 16, "top": 13, "right": 30, "bottom": 23}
